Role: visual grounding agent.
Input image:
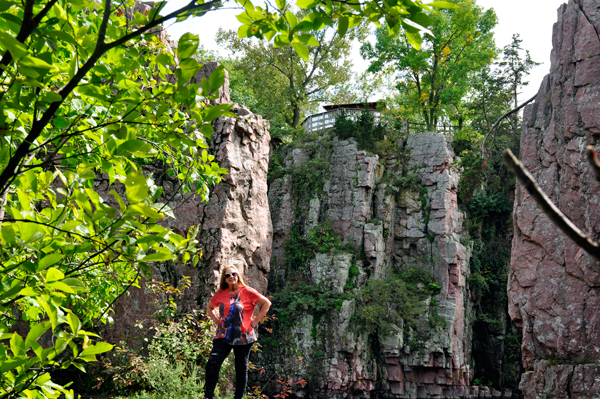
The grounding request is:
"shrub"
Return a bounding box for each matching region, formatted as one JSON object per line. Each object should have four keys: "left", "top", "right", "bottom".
{"left": 284, "top": 223, "right": 344, "bottom": 270}
{"left": 353, "top": 267, "right": 442, "bottom": 336}
{"left": 308, "top": 223, "right": 344, "bottom": 253}
{"left": 332, "top": 109, "right": 396, "bottom": 157}
{"left": 100, "top": 280, "right": 232, "bottom": 397}
{"left": 291, "top": 157, "right": 329, "bottom": 200}
{"left": 272, "top": 284, "right": 348, "bottom": 328}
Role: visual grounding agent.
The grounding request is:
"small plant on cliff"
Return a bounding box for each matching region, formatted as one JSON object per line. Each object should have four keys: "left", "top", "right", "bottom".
{"left": 291, "top": 157, "right": 330, "bottom": 200}
{"left": 284, "top": 223, "right": 345, "bottom": 270}
{"left": 352, "top": 267, "right": 441, "bottom": 336}
{"left": 271, "top": 283, "right": 348, "bottom": 328}
{"left": 332, "top": 108, "right": 400, "bottom": 157}
{"left": 308, "top": 223, "right": 344, "bottom": 253}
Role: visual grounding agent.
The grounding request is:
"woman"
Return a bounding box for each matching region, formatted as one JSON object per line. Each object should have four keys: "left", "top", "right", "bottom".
{"left": 204, "top": 265, "right": 271, "bottom": 399}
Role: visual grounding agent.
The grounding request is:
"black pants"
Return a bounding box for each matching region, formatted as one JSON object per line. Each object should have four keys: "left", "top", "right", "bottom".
{"left": 204, "top": 339, "right": 254, "bottom": 399}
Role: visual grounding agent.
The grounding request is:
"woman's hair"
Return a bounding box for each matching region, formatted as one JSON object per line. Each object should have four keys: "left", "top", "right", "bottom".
{"left": 219, "top": 265, "right": 248, "bottom": 291}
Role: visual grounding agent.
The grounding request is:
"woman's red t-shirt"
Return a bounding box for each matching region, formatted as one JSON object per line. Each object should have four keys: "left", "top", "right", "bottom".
{"left": 210, "top": 286, "right": 261, "bottom": 345}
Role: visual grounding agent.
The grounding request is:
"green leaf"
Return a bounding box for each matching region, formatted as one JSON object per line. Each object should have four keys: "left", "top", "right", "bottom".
{"left": 10, "top": 333, "right": 24, "bottom": 356}
{"left": 0, "top": 356, "right": 27, "bottom": 372}
{"left": 141, "top": 251, "right": 175, "bottom": 262}
{"left": 296, "top": 0, "right": 316, "bottom": 8}
{"left": 79, "top": 342, "right": 113, "bottom": 357}
{"left": 139, "top": 262, "right": 152, "bottom": 279}
{"left": 425, "top": 1, "right": 458, "bottom": 8}
{"left": 45, "top": 30, "right": 77, "bottom": 45}
{"left": 275, "top": 0, "right": 285, "bottom": 9}
{"left": 62, "top": 278, "right": 85, "bottom": 292}
{"left": 18, "top": 55, "right": 53, "bottom": 69}
{"left": 156, "top": 52, "right": 175, "bottom": 66}
{"left": 177, "top": 32, "right": 199, "bottom": 60}
{"left": 46, "top": 281, "right": 75, "bottom": 294}
{"left": 208, "top": 65, "right": 225, "bottom": 92}
{"left": 297, "top": 34, "right": 319, "bottom": 46}
{"left": 178, "top": 57, "right": 201, "bottom": 84}
{"left": 128, "top": 203, "right": 164, "bottom": 219}
{"left": 124, "top": 171, "right": 149, "bottom": 204}
{"left": 52, "top": 116, "right": 69, "bottom": 129}
{"left": 1, "top": 224, "right": 16, "bottom": 245}
{"left": 0, "top": 31, "right": 27, "bottom": 60}
{"left": 39, "top": 91, "right": 62, "bottom": 103}
{"left": 404, "top": 29, "right": 422, "bottom": 50}
{"left": 411, "top": 12, "right": 434, "bottom": 27}
{"left": 18, "top": 287, "right": 38, "bottom": 296}
{"left": 292, "top": 42, "right": 309, "bottom": 61}
{"left": 238, "top": 24, "right": 251, "bottom": 39}
{"left": 39, "top": 254, "right": 64, "bottom": 270}
{"left": 402, "top": 17, "right": 433, "bottom": 37}
{"left": 45, "top": 267, "right": 64, "bottom": 282}
{"left": 274, "top": 34, "right": 290, "bottom": 47}
{"left": 338, "top": 16, "right": 349, "bottom": 36}
{"left": 67, "top": 312, "right": 81, "bottom": 335}
{"left": 24, "top": 322, "right": 51, "bottom": 350}
{"left": 286, "top": 11, "right": 298, "bottom": 28}
{"left": 109, "top": 189, "right": 127, "bottom": 213}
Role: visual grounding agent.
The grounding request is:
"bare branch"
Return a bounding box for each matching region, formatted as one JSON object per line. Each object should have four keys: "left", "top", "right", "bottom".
{"left": 481, "top": 94, "right": 536, "bottom": 156}
{"left": 502, "top": 148, "right": 600, "bottom": 260}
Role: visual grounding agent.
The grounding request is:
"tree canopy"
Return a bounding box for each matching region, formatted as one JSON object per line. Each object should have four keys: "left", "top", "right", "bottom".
{"left": 361, "top": 0, "right": 497, "bottom": 130}
{"left": 217, "top": 19, "right": 364, "bottom": 132}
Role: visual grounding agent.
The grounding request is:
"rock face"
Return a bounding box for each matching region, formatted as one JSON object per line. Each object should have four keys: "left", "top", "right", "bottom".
{"left": 509, "top": 0, "right": 600, "bottom": 397}
{"left": 266, "top": 132, "right": 474, "bottom": 398}
{"left": 103, "top": 63, "right": 272, "bottom": 342}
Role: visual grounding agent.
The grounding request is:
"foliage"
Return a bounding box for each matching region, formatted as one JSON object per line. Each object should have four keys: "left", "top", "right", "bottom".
{"left": 452, "top": 36, "right": 537, "bottom": 385}
{"left": 99, "top": 279, "right": 231, "bottom": 398}
{"left": 217, "top": 19, "right": 363, "bottom": 130}
{"left": 308, "top": 223, "right": 343, "bottom": 253}
{"left": 284, "top": 226, "right": 314, "bottom": 270}
{"left": 284, "top": 223, "right": 344, "bottom": 270}
{"left": 271, "top": 283, "right": 348, "bottom": 328}
{"left": 332, "top": 109, "right": 400, "bottom": 157}
{"left": 361, "top": 0, "right": 498, "bottom": 130}
{"left": 352, "top": 267, "right": 442, "bottom": 336}
{"left": 291, "top": 157, "right": 329, "bottom": 199}
{"left": 497, "top": 34, "right": 541, "bottom": 108}
{"left": 0, "top": 0, "right": 456, "bottom": 394}
{"left": 0, "top": 0, "right": 231, "bottom": 393}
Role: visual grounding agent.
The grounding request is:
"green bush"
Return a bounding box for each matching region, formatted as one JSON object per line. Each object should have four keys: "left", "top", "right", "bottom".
{"left": 308, "top": 223, "right": 344, "bottom": 253}
{"left": 291, "top": 157, "right": 330, "bottom": 200}
{"left": 332, "top": 109, "right": 397, "bottom": 157}
{"left": 284, "top": 226, "right": 315, "bottom": 270}
{"left": 284, "top": 223, "right": 345, "bottom": 269}
{"left": 272, "top": 283, "right": 348, "bottom": 328}
{"left": 100, "top": 280, "right": 232, "bottom": 398}
{"left": 353, "top": 267, "right": 442, "bottom": 336}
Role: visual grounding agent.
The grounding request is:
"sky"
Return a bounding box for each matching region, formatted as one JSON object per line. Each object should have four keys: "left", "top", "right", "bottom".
{"left": 163, "top": 0, "right": 568, "bottom": 107}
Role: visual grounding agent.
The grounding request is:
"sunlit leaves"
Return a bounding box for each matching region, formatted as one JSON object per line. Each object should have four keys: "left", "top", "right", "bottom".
{"left": 0, "top": 1, "right": 229, "bottom": 398}
{"left": 177, "top": 32, "right": 199, "bottom": 59}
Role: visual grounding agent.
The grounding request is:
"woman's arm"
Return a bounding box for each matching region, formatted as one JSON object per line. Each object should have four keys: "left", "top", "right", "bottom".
{"left": 206, "top": 300, "right": 219, "bottom": 324}
{"left": 251, "top": 295, "right": 272, "bottom": 328}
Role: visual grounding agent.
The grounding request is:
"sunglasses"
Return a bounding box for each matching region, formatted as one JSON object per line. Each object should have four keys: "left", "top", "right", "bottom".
{"left": 225, "top": 272, "right": 238, "bottom": 278}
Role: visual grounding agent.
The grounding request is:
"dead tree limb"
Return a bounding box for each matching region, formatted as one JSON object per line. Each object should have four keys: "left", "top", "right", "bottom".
{"left": 481, "top": 94, "right": 537, "bottom": 157}
{"left": 502, "top": 148, "right": 600, "bottom": 261}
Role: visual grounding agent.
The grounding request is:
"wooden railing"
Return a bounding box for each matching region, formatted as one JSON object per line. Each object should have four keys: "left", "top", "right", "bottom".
{"left": 301, "top": 109, "right": 459, "bottom": 135}
{"left": 301, "top": 108, "right": 380, "bottom": 132}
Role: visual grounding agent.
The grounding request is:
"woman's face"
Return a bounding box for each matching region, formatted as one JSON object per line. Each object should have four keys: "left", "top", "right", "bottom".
{"left": 224, "top": 267, "right": 239, "bottom": 286}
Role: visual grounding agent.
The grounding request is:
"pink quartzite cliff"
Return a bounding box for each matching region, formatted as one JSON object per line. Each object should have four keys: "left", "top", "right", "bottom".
{"left": 509, "top": 0, "right": 600, "bottom": 397}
